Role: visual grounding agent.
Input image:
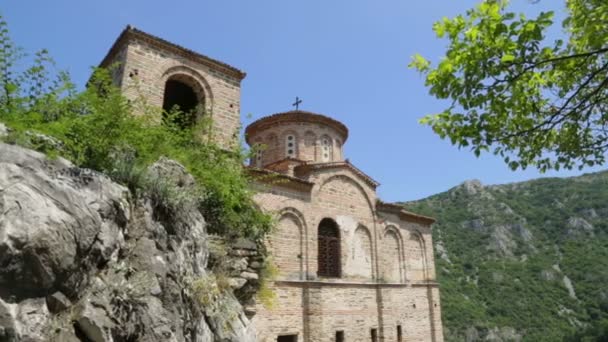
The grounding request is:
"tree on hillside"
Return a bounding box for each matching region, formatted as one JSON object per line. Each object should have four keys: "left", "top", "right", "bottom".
{"left": 410, "top": 0, "right": 608, "bottom": 171}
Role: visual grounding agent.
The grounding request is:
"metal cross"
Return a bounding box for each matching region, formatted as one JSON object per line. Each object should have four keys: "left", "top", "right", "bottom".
{"left": 292, "top": 97, "right": 302, "bottom": 110}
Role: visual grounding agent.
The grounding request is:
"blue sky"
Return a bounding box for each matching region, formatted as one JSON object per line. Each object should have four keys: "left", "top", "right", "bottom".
{"left": 3, "top": 1, "right": 604, "bottom": 201}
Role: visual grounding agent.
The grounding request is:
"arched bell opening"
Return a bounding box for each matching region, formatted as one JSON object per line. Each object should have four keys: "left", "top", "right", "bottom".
{"left": 162, "top": 74, "right": 205, "bottom": 129}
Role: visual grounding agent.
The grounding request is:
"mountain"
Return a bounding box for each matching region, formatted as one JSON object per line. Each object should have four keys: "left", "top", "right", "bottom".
{"left": 404, "top": 171, "right": 608, "bottom": 341}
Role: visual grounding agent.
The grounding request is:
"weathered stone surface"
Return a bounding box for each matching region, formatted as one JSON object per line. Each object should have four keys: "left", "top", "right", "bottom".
{"left": 147, "top": 156, "right": 196, "bottom": 188}
{"left": 74, "top": 298, "right": 114, "bottom": 342}
{"left": 232, "top": 238, "right": 257, "bottom": 250}
{"left": 0, "top": 143, "right": 129, "bottom": 298}
{"left": 229, "top": 277, "right": 248, "bottom": 289}
{"left": 0, "top": 143, "right": 259, "bottom": 342}
{"left": 566, "top": 216, "right": 594, "bottom": 237}
{"left": 46, "top": 292, "right": 71, "bottom": 313}
{"left": 240, "top": 272, "right": 259, "bottom": 281}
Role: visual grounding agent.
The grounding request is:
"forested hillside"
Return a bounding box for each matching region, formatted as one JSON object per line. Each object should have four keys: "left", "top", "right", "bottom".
{"left": 405, "top": 171, "right": 608, "bottom": 341}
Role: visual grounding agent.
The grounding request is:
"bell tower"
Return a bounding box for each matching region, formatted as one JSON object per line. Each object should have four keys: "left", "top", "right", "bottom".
{"left": 99, "top": 26, "right": 247, "bottom": 149}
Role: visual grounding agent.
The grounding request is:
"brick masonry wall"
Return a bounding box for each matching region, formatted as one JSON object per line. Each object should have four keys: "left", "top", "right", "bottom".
{"left": 251, "top": 167, "right": 444, "bottom": 341}
{"left": 105, "top": 37, "right": 243, "bottom": 149}
{"left": 248, "top": 122, "right": 345, "bottom": 166}
{"left": 253, "top": 283, "right": 442, "bottom": 342}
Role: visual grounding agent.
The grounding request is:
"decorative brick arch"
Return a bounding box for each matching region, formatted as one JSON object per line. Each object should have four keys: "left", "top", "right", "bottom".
{"left": 352, "top": 225, "right": 374, "bottom": 279}
{"left": 405, "top": 230, "right": 428, "bottom": 281}
{"left": 317, "top": 174, "right": 376, "bottom": 219}
{"left": 382, "top": 226, "right": 405, "bottom": 283}
{"left": 160, "top": 65, "right": 214, "bottom": 115}
{"left": 274, "top": 207, "right": 307, "bottom": 280}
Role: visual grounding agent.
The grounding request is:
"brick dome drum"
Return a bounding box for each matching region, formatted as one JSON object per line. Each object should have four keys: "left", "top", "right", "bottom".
{"left": 245, "top": 110, "right": 349, "bottom": 166}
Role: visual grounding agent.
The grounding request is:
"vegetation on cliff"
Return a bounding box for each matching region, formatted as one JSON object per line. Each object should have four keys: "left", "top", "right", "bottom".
{"left": 0, "top": 16, "right": 272, "bottom": 240}
{"left": 405, "top": 171, "right": 608, "bottom": 341}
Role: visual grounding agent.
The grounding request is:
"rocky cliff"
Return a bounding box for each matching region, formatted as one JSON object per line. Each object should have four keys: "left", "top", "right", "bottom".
{"left": 405, "top": 172, "right": 608, "bottom": 341}
{"left": 0, "top": 142, "right": 261, "bottom": 342}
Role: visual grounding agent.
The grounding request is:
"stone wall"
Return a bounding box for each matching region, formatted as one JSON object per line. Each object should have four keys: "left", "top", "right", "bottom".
{"left": 207, "top": 236, "right": 265, "bottom": 316}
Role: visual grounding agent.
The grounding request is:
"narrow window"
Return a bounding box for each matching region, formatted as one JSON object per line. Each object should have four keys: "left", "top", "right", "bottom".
{"left": 317, "top": 218, "right": 341, "bottom": 278}
{"left": 335, "top": 331, "right": 344, "bottom": 342}
{"left": 285, "top": 134, "right": 296, "bottom": 158}
{"left": 321, "top": 137, "right": 332, "bottom": 162}
{"left": 397, "top": 325, "right": 403, "bottom": 342}
{"left": 371, "top": 328, "right": 378, "bottom": 342}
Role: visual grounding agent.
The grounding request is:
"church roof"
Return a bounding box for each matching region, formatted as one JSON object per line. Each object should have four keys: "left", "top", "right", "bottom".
{"left": 244, "top": 110, "right": 349, "bottom": 145}
{"left": 246, "top": 166, "right": 315, "bottom": 192}
{"left": 294, "top": 160, "right": 379, "bottom": 189}
{"left": 99, "top": 26, "right": 247, "bottom": 80}
{"left": 376, "top": 201, "right": 436, "bottom": 225}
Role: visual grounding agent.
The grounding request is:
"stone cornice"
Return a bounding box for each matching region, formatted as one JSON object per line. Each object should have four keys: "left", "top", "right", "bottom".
{"left": 244, "top": 110, "right": 349, "bottom": 145}
{"left": 376, "top": 200, "right": 436, "bottom": 225}
{"left": 99, "top": 26, "right": 247, "bottom": 81}
{"left": 246, "top": 167, "right": 314, "bottom": 192}
{"left": 294, "top": 161, "right": 379, "bottom": 189}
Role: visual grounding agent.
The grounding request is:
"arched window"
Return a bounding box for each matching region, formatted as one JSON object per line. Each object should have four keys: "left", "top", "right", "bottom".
{"left": 321, "top": 136, "right": 332, "bottom": 162}
{"left": 162, "top": 75, "right": 203, "bottom": 129}
{"left": 318, "top": 218, "right": 341, "bottom": 278}
{"left": 285, "top": 134, "right": 296, "bottom": 158}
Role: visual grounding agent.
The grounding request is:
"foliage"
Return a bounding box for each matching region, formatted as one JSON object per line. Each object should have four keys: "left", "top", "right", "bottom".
{"left": 0, "top": 15, "right": 272, "bottom": 240}
{"left": 256, "top": 257, "right": 279, "bottom": 309}
{"left": 410, "top": 0, "right": 608, "bottom": 172}
{"left": 405, "top": 171, "right": 608, "bottom": 341}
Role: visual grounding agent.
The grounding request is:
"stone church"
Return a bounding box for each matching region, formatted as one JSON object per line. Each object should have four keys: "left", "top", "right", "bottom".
{"left": 101, "top": 26, "right": 443, "bottom": 342}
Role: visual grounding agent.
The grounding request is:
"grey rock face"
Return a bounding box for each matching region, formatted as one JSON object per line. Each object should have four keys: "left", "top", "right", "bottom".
{"left": 148, "top": 156, "right": 196, "bottom": 188}
{"left": 566, "top": 217, "right": 594, "bottom": 237}
{"left": 0, "top": 143, "right": 128, "bottom": 298}
{"left": 0, "top": 143, "right": 257, "bottom": 342}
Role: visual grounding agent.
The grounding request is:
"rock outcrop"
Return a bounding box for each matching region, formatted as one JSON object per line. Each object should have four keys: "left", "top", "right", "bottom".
{"left": 0, "top": 142, "right": 258, "bottom": 342}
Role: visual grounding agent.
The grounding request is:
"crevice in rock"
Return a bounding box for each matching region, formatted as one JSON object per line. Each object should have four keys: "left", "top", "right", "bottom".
{"left": 73, "top": 322, "right": 94, "bottom": 342}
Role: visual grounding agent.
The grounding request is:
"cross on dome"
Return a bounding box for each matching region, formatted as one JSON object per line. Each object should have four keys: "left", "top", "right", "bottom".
{"left": 292, "top": 96, "right": 302, "bottom": 110}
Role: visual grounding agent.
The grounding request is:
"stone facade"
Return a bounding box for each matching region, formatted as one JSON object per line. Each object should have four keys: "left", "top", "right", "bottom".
{"left": 102, "top": 28, "right": 443, "bottom": 342}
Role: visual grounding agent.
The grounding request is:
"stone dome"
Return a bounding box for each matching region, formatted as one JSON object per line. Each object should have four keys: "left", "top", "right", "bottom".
{"left": 245, "top": 110, "right": 348, "bottom": 167}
